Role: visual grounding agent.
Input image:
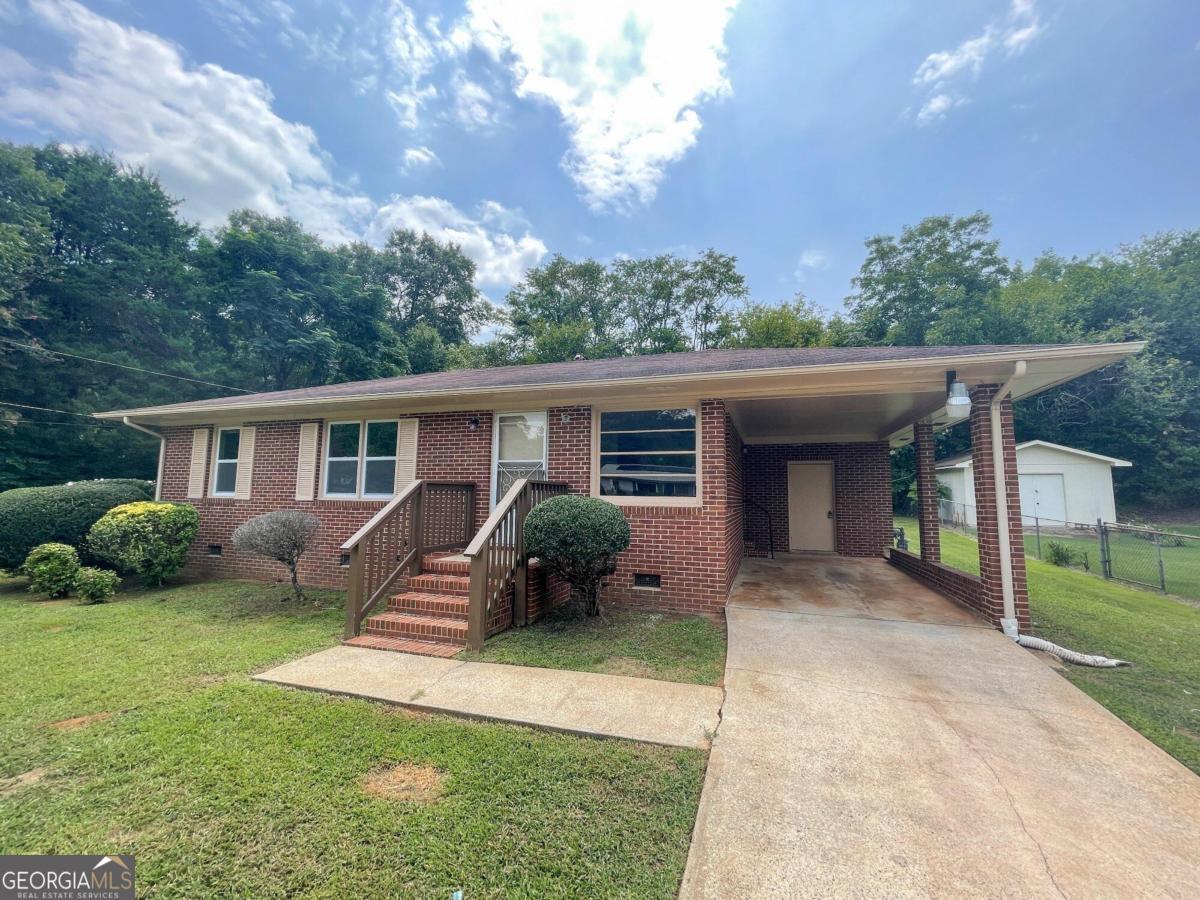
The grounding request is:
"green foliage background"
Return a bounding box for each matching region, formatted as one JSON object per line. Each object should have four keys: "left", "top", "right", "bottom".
{"left": 2, "top": 143, "right": 1196, "bottom": 509}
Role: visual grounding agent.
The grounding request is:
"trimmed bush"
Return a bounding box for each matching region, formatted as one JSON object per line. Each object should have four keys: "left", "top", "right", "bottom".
{"left": 22, "top": 543, "right": 81, "bottom": 598}
{"left": 74, "top": 567, "right": 120, "bottom": 604}
{"left": 524, "top": 495, "right": 631, "bottom": 617}
{"left": 0, "top": 479, "right": 155, "bottom": 571}
{"left": 232, "top": 510, "right": 321, "bottom": 601}
{"left": 87, "top": 501, "right": 200, "bottom": 586}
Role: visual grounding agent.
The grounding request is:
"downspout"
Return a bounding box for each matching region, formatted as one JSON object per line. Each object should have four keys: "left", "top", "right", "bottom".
{"left": 990, "top": 361, "right": 1025, "bottom": 639}
{"left": 122, "top": 416, "right": 165, "bottom": 501}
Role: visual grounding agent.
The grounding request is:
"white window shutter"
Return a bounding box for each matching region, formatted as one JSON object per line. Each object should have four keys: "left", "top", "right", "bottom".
{"left": 187, "top": 428, "right": 209, "bottom": 498}
{"left": 295, "top": 423, "right": 319, "bottom": 501}
{"left": 233, "top": 426, "right": 256, "bottom": 499}
{"left": 394, "top": 419, "right": 419, "bottom": 493}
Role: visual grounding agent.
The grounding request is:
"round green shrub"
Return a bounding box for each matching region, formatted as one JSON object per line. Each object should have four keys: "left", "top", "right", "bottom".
{"left": 75, "top": 566, "right": 120, "bottom": 603}
{"left": 22, "top": 542, "right": 81, "bottom": 598}
{"left": 524, "top": 495, "right": 631, "bottom": 616}
{"left": 87, "top": 501, "right": 200, "bottom": 586}
{"left": 0, "top": 479, "right": 155, "bottom": 572}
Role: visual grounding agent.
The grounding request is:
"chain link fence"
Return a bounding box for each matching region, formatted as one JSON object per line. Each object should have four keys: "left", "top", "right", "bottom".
{"left": 929, "top": 500, "right": 1200, "bottom": 601}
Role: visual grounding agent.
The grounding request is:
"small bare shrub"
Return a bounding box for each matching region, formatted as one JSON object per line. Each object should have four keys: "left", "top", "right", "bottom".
{"left": 232, "top": 510, "right": 320, "bottom": 601}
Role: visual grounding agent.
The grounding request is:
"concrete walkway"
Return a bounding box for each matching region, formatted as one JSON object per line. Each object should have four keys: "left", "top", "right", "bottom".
{"left": 681, "top": 555, "right": 1200, "bottom": 898}
{"left": 254, "top": 645, "right": 722, "bottom": 749}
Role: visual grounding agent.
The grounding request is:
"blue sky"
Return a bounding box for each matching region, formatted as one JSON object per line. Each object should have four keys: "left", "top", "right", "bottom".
{"left": 1, "top": 0, "right": 1197, "bottom": 316}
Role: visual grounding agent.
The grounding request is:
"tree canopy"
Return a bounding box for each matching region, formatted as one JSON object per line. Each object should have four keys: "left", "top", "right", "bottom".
{"left": 1, "top": 143, "right": 1195, "bottom": 510}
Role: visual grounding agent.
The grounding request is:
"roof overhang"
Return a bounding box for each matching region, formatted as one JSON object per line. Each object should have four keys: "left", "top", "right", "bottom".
{"left": 97, "top": 342, "right": 1145, "bottom": 432}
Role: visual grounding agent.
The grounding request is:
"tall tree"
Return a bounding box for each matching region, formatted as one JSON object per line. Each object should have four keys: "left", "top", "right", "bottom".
{"left": 846, "top": 212, "right": 1011, "bottom": 345}
{"left": 340, "top": 229, "right": 487, "bottom": 346}
{"left": 195, "top": 211, "right": 404, "bottom": 390}
{"left": 0, "top": 144, "right": 202, "bottom": 489}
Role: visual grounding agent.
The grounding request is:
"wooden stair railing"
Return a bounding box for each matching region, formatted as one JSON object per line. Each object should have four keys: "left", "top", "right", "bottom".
{"left": 464, "top": 478, "right": 569, "bottom": 650}
{"left": 342, "top": 479, "right": 476, "bottom": 639}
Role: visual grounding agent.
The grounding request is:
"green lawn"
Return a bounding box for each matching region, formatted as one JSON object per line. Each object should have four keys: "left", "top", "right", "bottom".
{"left": 0, "top": 577, "right": 705, "bottom": 897}
{"left": 461, "top": 610, "right": 727, "bottom": 686}
{"left": 895, "top": 518, "right": 1200, "bottom": 773}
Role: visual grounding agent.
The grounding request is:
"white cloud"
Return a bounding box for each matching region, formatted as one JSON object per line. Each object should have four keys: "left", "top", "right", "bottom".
{"left": 461, "top": 0, "right": 739, "bottom": 212}
{"left": 793, "top": 249, "right": 829, "bottom": 280}
{"left": 450, "top": 71, "right": 499, "bottom": 130}
{"left": 0, "top": 0, "right": 544, "bottom": 289}
{"left": 917, "top": 92, "right": 967, "bottom": 124}
{"left": 401, "top": 145, "right": 441, "bottom": 173}
{"left": 366, "top": 195, "right": 547, "bottom": 286}
{"left": 911, "top": 0, "right": 1044, "bottom": 125}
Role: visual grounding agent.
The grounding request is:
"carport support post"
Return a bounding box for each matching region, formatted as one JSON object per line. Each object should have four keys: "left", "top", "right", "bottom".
{"left": 913, "top": 421, "right": 941, "bottom": 563}
{"left": 968, "top": 384, "right": 1031, "bottom": 632}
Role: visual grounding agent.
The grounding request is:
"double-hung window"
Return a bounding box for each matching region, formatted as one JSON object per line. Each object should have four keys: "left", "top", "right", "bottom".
{"left": 324, "top": 420, "right": 399, "bottom": 499}
{"left": 598, "top": 408, "right": 697, "bottom": 498}
{"left": 211, "top": 428, "right": 241, "bottom": 496}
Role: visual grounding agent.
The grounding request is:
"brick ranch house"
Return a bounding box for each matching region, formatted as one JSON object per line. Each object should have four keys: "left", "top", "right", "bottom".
{"left": 99, "top": 342, "right": 1141, "bottom": 656}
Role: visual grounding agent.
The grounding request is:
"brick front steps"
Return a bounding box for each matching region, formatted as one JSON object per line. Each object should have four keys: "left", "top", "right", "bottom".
{"left": 345, "top": 553, "right": 472, "bottom": 658}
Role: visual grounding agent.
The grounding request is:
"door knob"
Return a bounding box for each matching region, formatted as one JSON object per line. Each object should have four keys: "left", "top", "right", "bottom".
{"left": 826, "top": 510, "right": 833, "bottom": 519}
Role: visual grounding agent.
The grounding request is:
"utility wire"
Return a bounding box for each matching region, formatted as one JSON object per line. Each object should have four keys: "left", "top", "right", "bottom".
{"left": 0, "top": 400, "right": 98, "bottom": 418}
{"left": 1, "top": 419, "right": 117, "bottom": 429}
{"left": 0, "top": 337, "right": 254, "bottom": 394}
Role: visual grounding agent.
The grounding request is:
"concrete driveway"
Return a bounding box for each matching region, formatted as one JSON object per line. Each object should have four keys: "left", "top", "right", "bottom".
{"left": 681, "top": 555, "right": 1200, "bottom": 898}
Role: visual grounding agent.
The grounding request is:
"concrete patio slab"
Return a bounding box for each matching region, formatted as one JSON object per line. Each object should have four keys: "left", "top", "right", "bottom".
{"left": 254, "top": 644, "right": 723, "bottom": 749}
{"left": 681, "top": 556, "right": 1200, "bottom": 899}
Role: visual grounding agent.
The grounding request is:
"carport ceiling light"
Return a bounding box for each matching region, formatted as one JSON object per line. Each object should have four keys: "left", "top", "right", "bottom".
{"left": 945, "top": 381, "right": 971, "bottom": 419}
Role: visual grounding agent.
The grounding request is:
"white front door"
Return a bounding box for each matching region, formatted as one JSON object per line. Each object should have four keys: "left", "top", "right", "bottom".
{"left": 787, "top": 461, "right": 836, "bottom": 552}
{"left": 1018, "top": 473, "right": 1067, "bottom": 524}
{"left": 492, "top": 411, "right": 547, "bottom": 505}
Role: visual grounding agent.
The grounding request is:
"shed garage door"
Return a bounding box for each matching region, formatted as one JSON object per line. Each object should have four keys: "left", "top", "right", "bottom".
{"left": 1019, "top": 473, "right": 1067, "bottom": 523}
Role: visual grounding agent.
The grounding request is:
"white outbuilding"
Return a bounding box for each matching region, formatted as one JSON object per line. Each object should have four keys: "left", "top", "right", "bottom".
{"left": 936, "top": 440, "right": 1132, "bottom": 527}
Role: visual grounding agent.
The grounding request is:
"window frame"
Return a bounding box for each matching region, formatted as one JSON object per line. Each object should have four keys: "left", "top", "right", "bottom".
{"left": 322, "top": 419, "right": 401, "bottom": 500}
{"left": 210, "top": 426, "right": 241, "bottom": 497}
{"left": 591, "top": 403, "right": 702, "bottom": 507}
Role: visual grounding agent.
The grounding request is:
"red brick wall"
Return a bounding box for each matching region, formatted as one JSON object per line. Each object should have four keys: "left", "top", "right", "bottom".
{"left": 547, "top": 405, "right": 591, "bottom": 493}
{"left": 161, "top": 399, "right": 889, "bottom": 621}
{"left": 913, "top": 421, "right": 941, "bottom": 562}
{"left": 161, "top": 412, "right": 494, "bottom": 588}
{"left": 968, "top": 385, "right": 1031, "bottom": 630}
{"left": 888, "top": 548, "right": 983, "bottom": 612}
{"left": 723, "top": 414, "right": 744, "bottom": 593}
{"left": 742, "top": 442, "right": 892, "bottom": 557}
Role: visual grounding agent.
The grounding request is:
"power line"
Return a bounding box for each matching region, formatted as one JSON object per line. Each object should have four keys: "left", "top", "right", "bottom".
{"left": 0, "top": 400, "right": 97, "bottom": 418}
{"left": 0, "top": 337, "right": 254, "bottom": 394}
{"left": 1, "top": 419, "right": 118, "bottom": 429}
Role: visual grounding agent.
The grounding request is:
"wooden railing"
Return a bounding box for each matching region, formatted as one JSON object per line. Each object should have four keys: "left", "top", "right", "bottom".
{"left": 464, "top": 478, "right": 568, "bottom": 650}
{"left": 342, "top": 479, "right": 476, "bottom": 639}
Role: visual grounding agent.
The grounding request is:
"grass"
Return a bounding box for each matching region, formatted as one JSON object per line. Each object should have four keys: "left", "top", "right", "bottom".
{"left": 0, "top": 576, "right": 706, "bottom": 897}
{"left": 895, "top": 517, "right": 1200, "bottom": 774}
{"left": 460, "top": 609, "right": 727, "bottom": 686}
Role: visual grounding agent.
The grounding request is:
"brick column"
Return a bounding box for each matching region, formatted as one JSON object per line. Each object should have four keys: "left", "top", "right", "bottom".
{"left": 969, "top": 385, "right": 1030, "bottom": 631}
{"left": 913, "top": 421, "right": 941, "bottom": 562}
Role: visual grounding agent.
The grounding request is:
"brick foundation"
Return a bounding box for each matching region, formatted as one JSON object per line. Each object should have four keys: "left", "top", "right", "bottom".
{"left": 742, "top": 441, "right": 893, "bottom": 557}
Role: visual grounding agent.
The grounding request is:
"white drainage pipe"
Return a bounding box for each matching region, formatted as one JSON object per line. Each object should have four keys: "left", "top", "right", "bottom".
{"left": 1015, "top": 634, "right": 1131, "bottom": 668}
{"left": 990, "top": 361, "right": 1026, "bottom": 640}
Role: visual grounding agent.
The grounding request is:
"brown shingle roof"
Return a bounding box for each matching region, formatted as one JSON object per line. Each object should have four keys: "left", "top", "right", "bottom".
{"left": 105, "top": 344, "right": 1098, "bottom": 416}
